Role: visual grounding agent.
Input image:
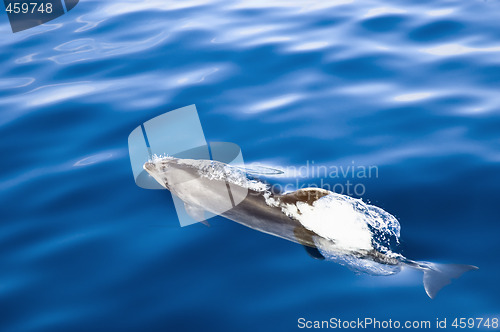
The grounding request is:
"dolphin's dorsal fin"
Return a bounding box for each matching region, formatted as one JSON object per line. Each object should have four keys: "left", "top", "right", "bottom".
{"left": 279, "top": 188, "right": 330, "bottom": 206}
{"left": 184, "top": 202, "right": 209, "bottom": 226}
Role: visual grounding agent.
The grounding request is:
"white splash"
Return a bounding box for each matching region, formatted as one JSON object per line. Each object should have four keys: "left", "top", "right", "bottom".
{"left": 283, "top": 194, "right": 374, "bottom": 251}
{"left": 266, "top": 188, "right": 401, "bottom": 254}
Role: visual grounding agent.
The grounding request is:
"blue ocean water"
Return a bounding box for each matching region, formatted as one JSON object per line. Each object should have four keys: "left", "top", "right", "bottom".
{"left": 1, "top": 0, "right": 500, "bottom": 331}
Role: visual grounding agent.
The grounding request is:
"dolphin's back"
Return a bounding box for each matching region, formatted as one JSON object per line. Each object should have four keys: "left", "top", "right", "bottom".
{"left": 221, "top": 189, "right": 320, "bottom": 249}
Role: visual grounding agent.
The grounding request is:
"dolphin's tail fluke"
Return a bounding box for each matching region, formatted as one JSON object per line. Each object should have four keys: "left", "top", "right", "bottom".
{"left": 411, "top": 261, "right": 478, "bottom": 299}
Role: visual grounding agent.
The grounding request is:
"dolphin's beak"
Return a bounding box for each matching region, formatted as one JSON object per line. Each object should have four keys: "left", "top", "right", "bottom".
{"left": 143, "top": 161, "right": 168, "bottom": 189}
{"left": 143, "top": 161, "right": 155, "bottom": 173}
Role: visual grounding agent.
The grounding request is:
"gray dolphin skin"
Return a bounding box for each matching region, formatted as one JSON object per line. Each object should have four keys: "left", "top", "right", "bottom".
{"left": 143, "top": 156, "right": 478, "bottom": 299}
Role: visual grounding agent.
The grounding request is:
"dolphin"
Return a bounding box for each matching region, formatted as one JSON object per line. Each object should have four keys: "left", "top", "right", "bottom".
{"left": 143, "top": 156, "right": 478, "bottom": 299}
